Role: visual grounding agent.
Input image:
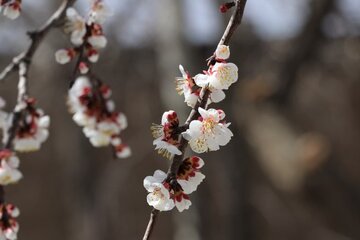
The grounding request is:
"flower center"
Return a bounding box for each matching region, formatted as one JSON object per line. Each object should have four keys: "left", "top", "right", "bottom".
{"left": 202, "top": 118, "right": 216, "bottom": 135}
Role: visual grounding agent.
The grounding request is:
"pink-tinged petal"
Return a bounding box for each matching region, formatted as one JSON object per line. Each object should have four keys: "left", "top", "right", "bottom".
{"left": 198, "top": 107, "right": 209, "bottom": 119}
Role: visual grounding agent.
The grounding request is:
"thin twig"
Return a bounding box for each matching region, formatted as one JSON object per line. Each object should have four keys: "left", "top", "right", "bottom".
{"left": 0, "top": 0, "right": 77, "bottom": 81}
{"left": 0, "top": 0, "right": 77, "bottom": 215}
{"left": 142, "top": 1, "right": 247, "bottom": 239}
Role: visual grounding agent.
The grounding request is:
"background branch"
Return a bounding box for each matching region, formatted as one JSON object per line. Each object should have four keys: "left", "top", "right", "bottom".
{"left": 0, "top": 0, "right": 76, "bottom": 81}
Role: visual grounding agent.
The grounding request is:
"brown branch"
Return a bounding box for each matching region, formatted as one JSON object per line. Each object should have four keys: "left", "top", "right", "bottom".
{"left": 142, "top": 209, "right": 160, "bottom": 240}
{"left": 142, "top": 1, "right": 248, "bottom": 239}
{"left": 0, "top": 0, "right": 77, "bottom": 81}
{"left": 1, "top": 0, "right": 76, "bottom": 150}
{"left": 0, "top": 0, "right": 77, "bottom": 217}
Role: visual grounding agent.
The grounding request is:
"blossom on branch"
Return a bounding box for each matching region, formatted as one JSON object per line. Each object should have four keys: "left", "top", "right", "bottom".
{"left": 64, "top": 8, "right": 87, "bottom": 46}
{"left": 88, "top": 0, "right": 112, "bottom": 24}
{"left": 0, "top": 150, "right": 22, "bottom": 185}
{"left": 184, "top": 108, "right": 233, "bottom": 153}
{"left": 177, "top": 65, "right": 226, "bottom": 106}
{"left": 0, "top": 203, "right": 20, "bottom": 240}
{"left": 143, "top": 170, "right": 175, "bottom": 212}
{"left": 0, "top": 0, "right": 21, "bottom": 20}
{"left": 144, "top": 157, "right": 205, "bottom": 212}
{"left": 0, "top": 98, "right": 50, "bottom": 153}
{"left": 68, "top": 76, "right": 130, "bottom": 158}
{"left": 151, "top": 110, "right": 182, "bottom": 159}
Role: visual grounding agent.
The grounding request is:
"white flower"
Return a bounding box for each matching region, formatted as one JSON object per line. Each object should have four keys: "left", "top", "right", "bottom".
{"left": 3, "top": 2, "right": 21, "bottom": 20}
{"left": 12, "top": 105, "right": 50, "bottom": 153}
{"left": 3, "top": 222, "right": 19, "bottom": 240}
{"left": 65, "top": 8, "right": 86, "bottom": 45}
{"left": 151, "top": 111, "right": 182, "bottom": 158}
{"left": 177, "top": 156, "right": 205, "bottom": 194}
{"left": 215, "top": 44, "right": 230, "bottom": 60}
{"left": 88, "top": 0, "right": 112, "bottom": 24}
{"left": 0, "top": 156, "right": 22, "bottom": 185}
{"left": 176, "top": 65, "right": 200, "bottom": 108}
{"left": 144, "top": 170, "right": 175, "bottom": 211}
{"left": 194, "top": 62, "right": 238, "bottom": 90}
{"left": 184, "top": 108, "right": 233, "bottom": 153}
{"left": 88, "top": 35, "right": 107, "bottom": 49}
{"left": 55, "top": 49, "right": 74, "bottom": 64}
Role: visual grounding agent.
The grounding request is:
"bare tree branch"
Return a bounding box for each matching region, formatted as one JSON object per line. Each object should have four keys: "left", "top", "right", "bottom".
{"left": 0, "top": 0, "right": 77, "bottom": 219}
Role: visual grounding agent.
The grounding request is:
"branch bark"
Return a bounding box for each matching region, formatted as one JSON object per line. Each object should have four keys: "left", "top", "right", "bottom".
{"left": 142, "top": 1, "right": 247, "bottom": 239}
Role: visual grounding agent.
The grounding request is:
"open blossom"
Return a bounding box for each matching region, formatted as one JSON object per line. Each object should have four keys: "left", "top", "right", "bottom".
{"left": 87, "top": 24, "right": 107, "bottom": 49}
{"left": 0, "top": 150, "right": 22, "bottom": 185}
{"left": 144, "top": 157, "right": 206, "bottom": 212}
{"left": 0, "top": 98, "right": 49, "bottom": 153}
{"left": 194, "top": 62, "right": 238, "bottom": 90}
{"left": 176, "top": 65, "right": 200, "bottom": 108}
{"left": 0, "top": 203, "right": 20, "bottom": 240}
{"left": 10, "top": 99, "right": 50, "bottom": 153}
{"left": 151, "top": 110, "right": 182, "bottom": 159}
{"left": 177, "top": 65, "right": 226, "bottom": 106}
{"left": 88, "top": 0, "right": 112, "bottom": 24}
{"left": 143, "top": 170, "right": 175, "bottom": 211}
{"left": 68, "top": 76, "right": 130, "bottom": 157}
{"left": 184, "top": 107, "right": 233, "bottom": 153}
{"left": 1, "top": 0, "right": 21, "bottom": 20}
{"left": 65, "top": 8, "right": 87, "bottom": 45}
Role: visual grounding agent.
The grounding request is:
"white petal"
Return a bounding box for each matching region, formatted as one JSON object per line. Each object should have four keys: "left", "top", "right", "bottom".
{"left": 194, "top": 74, "right": 209, "bottom": 87}
{"left": 210, "top": 90, "right": 226, "bottom": 103}
{"left": 175, "top": 198, "right": 192, "bottom": 212}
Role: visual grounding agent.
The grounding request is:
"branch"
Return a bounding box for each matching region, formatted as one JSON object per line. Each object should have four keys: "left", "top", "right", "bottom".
{"left": 142, "top": 1, "right": 248, "bottom": 239}
{"left": 0, "top": 0, "right": 77, "bottom": 81}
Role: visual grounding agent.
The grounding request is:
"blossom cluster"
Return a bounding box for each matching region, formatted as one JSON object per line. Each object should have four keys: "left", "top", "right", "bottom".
{"left": 0, "top": 203, "right": 20, "bottom": 240}
{"left": 0, "top": 98, "right": 50, "bottom": 153}
{"left": 144, "top": 45, "right": 237, "bottom": 212}
{"left": 0, "top": 0, "right": 21, "bottom": 20}
{"left": 144, "top": 156, "right": 205, "bottom": 212}
{"left": 55, "top": 1, "right": 130, "bottom": 158}
{"left": 55, "top": 0, "right": 110, "bottom": 67}
{"left": 0, "top": 96, "right": 48, "bottom": 240}
{"left": 68, "top": 76, "right": 130, "bottom": 158}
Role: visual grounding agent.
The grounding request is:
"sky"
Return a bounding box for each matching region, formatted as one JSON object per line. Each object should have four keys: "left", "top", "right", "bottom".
{"left": 0, "top": 0, "right": 359, "bottom": 52}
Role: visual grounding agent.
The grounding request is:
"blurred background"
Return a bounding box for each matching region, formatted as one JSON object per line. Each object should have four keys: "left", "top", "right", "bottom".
{"left": 0, "top": 0, "right": 360, "bottom": 239}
